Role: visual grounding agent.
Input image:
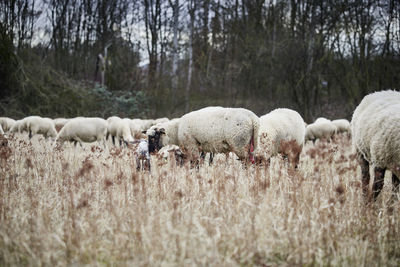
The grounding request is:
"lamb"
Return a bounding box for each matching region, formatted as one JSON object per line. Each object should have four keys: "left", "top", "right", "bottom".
{"left": 351, "top": 90, "right": 400, "bottom": 199}
{"left": 0, "top": 117, "right": 16, "bottom": 132}
{"left": 332, "top": 119, "right": 350, "bottom": 134}
{"left": 305, "top": 120, "right": 337, "bottom": 143}
{"left": 53, "top": 118, "right": 70, "bottom": 132}
{"left": 146, "top": 118, "right": 180, "bottom": 152}
{"left": 107, "top": 118, "right": 134, "bottom": 146}
{"left": 256, "top": 108, "right": 305, "bottom": 168}
{"left": 177, "top": 107, "right": 259, "bottom": 163}
{"left": 135, "top": 139, "right": 151, "bottom": 171}
{"left": 24, "top": 116, "right": 57, "bottom": 139}
{"left": 55, "top": 117, "right": 108, "bottom": 147}
{"left": 158, "top": 145, "right": 185, "bottom": 166}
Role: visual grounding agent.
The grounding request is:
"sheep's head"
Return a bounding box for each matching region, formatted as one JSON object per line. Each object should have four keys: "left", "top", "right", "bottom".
{"left": 146, "top": 127, "right": 166, "bottom": 153}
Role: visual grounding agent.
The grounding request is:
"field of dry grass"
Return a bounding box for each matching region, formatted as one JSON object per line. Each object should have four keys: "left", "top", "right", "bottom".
{"left": 0, "top": 134, "right": 399, "bottom": 266}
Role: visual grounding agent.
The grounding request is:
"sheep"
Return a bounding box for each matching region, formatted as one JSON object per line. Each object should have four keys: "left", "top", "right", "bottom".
{"left": 314, "top": 117, "right": 331, "bottom": 124}
{"left": 305, "top": 120, "right": 337, "bottom": 143}
{"left": 135, "top": 139, "right": 151, "bottom": 171}
{"left": 332, "top": 119, "right": 350, "bottom": 134}
{"left": 146, "top": 118, "right": 180, "bottom": 152}
{"left": 177, "top": 107, "right": 259, "bottom": 163}
{"left": 157, "top": 144, "right": 185, "bottom": 166}
{"left": 107, "top": 116, "right": 121, "bottom": 124}
{"left": 107, "top": 118, "right": 134, "bottom": 146}
{"left": 351, "top": 90, "right": 400, "bottom": 200}
{"left": 153, "top": 117, "right": 169, "bottom": 125}
{"left": 122, "top": 118, "right": 146, "bottom": 139}
{"left": 53, "top": 118, "right": 70, "bottom": 132}
{"left": 9, "top": 119, "right": 27, "bottom": 134}
{"left": 24, "top": 116, "right": 57, "bottom": 139}
{"left": 0, "top": 117, "right": 16, "bottom": 132}
{"left": 55, "top": 117, "right": 108, "bottom": 147}
{"left": 256, "top": 108, "right": 305, "bottom": 168}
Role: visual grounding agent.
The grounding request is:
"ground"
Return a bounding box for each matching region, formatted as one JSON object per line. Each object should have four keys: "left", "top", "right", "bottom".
{"left": 0, "top": 134, "right": 399, "bottom": 266}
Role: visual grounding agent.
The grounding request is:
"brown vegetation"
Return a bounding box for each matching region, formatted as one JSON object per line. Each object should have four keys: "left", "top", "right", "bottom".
{"left": 0, "top": 133, "right": 399, "bottom": 265}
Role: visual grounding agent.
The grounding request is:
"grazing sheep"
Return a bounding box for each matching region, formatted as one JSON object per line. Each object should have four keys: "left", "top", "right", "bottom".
{"left": 351, "top": 90, "right": 400, "bottom": 199}
{"left": 305, "top": 120, "right": 337, "bottom": 143}
{"left": 122, "top": 118, "right": 145, "bottom": 139}
{"left": 177, "top": 107, "right": 259, "bottom": 163}
{"left": 24, "top": 116, "right": 57, "bottom": 139}
{"left": 332, "top": 119, "right": 350, "bottom": 134}
{"left": 136, "top": 139, "right": 151, "bottom": 171}
{"left": 107, "top": 118, "right": 134, "bottom": 146}
{"left": 314, "top": 117, "right": 331, "bottom": 124}
{"left": 158, "top": 144, "right": 185, "bottom": 166}
{"left": 53, "top": 118, "right": 70, "bottom": 132}
{"left": 55, "top": 117, "right": 108, "bottom": 147}
{"left": 146, "top": 118, "right": 180, "bottom": 152}
{"left": 0, "top": 117, "right": 16, "bottom": 132}
{"left": 9, "top": 119, "right": 27, "bottom": 134}
{"left": 153, "top": 117, "right": 169, "bottom": 125}
{"left": 257, "top": 108, "right": 305, "bottom": 168}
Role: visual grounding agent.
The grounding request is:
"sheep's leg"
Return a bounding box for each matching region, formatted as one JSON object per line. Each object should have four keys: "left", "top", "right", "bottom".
{"left": 29, "top": 130, "right": 33, "bottom": 139}
{"left": 146, "top": 159, "right": 151, "bottom": 172}
{"left": 136, "top": 158, "right": 141, "bottom": 171}
{"left": 358, "top": 154, "right": 370, "bottom": 197}
{"left": 119, "top": 138, "right": 123, "bottom": 147}
{"left": 209, "top": 153, "right": 214, "bottom": 165}
{"left": 293, "top": 151, "right": 300, "bottom": 170}
{"left": 112, "top": 136, "right": 115, "bottom": 146}
{"left": 372, "top": 167, "right": 386, "bottom": 200}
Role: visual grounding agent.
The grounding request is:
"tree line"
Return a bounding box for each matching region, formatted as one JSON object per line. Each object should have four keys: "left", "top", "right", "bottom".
{"left": 1, "top": 0, "right": 399, "bottom": 120}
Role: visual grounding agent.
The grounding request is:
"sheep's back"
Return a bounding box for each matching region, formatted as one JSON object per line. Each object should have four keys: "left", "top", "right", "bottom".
{"left": 178, "top": 107, "right": 257, "bottom": 153}
{"left": 351, "top": 90, "right": 400, "bottom": 161}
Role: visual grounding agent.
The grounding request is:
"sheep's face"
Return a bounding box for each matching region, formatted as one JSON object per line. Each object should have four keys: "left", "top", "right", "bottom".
{"left": 147, "top": 128, "right": 165, "bottom": 153}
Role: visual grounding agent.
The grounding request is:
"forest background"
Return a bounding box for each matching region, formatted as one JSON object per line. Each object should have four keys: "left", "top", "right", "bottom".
{"left": 1, "top": 0, "right": 399, "bottom": 121}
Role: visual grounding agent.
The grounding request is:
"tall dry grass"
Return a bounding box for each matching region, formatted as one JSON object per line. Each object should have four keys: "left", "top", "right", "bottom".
{"left": 0, "top": 134, "right": 399, "bottom": 266}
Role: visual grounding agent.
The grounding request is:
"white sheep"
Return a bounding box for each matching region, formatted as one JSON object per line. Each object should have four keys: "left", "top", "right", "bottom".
{"left": 107, "top": 118, "right": 134, "bottom": 146}
{"left": 24, "top": 116, "right": 57, "bottom": 139}
{"left": 0, "top": 117, "right": 16, "bottom": 132}
{"left": 257, "top": 108, "right": 305, "bottom": 168}
{"left": 153, "top": 117, "right": 169, "bottom": 125}
{"left": 9, "top": 119, "right": 27, "bottom": 134}
{"left": 53, "top": 118, "right": 70, "bottom": 132}
{"left": 314, "top": 117, "right": 331, "bottom": 124}
{"left": 177, "top": 107, "right": 259, "bottom": 163}
{"left": 135, "top": 139, "right": 151, "bottom": 171}
{"left": 332, "top": 119, "right": 350, "bottom": 134}
{"left": 122, "top": 118, "right": 145, "bottom": 139}
{"left": 305, "top": 120, "right": 337, "bottom": 143}
{"left": 55, "top": 117, "right": 108, "bottom": 147}
{"left": 351, "top": 90, "right": 400, "bottom": 199}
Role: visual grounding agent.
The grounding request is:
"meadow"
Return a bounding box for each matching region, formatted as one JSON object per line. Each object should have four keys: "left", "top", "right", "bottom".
{"left": 0, "top": 134, "right": 399, "bottom": 266}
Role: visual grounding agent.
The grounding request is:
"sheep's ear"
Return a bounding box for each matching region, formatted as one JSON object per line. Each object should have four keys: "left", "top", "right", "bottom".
{"left": 159, "top": 128, "right": 166, "bottom": 134}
